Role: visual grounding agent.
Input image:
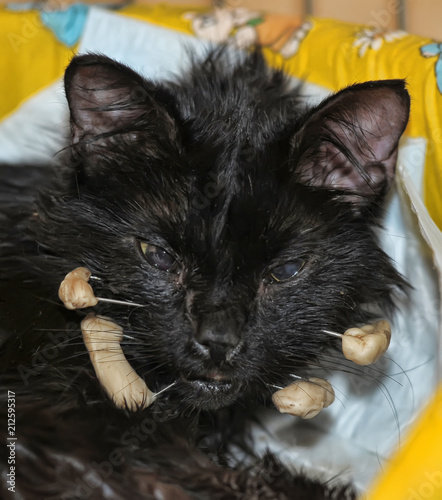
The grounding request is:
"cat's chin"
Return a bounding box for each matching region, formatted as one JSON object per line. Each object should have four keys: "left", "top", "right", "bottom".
{"left": 176, "top": 376, "right": 243, "bottom": 410}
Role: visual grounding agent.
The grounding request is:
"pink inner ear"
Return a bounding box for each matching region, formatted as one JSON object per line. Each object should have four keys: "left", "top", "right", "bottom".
{"left": 65, "top": 59, "right": 150, "bottom": 143}
{"left": 73, "top": 87, "right": 134, "bottom": 140}
{"left": 295, "top": 81, "right": 410, "bottom": 201}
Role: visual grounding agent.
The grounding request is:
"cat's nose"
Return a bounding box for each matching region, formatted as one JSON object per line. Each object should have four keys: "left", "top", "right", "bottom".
{"left": 194, "top": 315, "right": 241, "bottom": 363}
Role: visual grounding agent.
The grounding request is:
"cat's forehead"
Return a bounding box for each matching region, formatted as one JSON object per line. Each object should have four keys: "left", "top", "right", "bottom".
{"left": 130, "top": 152, "right": 328, "bottom": 260}
{"left": 174, "top": 91, "right": 298, "bottom": 154}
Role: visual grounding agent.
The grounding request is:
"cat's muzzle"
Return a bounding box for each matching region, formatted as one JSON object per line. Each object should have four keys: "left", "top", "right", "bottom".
{"left": 59, "top": 267, "right": 392, "bottom": 414}
{"left": 190, "top": 337, "right": 245, "bottom": 365}
{"left": 192, "top": 310, "right": 244, "bottom": 364}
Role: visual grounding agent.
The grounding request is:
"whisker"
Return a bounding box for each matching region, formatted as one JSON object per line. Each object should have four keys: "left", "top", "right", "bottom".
{"left": 50, "top": 351, "right": 91, "bottom": 363}
{"left": 316, "top": 353, "right": 404, "bottom": 387}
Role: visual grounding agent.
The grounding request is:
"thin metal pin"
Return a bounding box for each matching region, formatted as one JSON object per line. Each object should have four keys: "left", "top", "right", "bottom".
{"left": 322, "top": 329, "right": 343, "bottom": 338}
{"left": 154, "top": 381, "right": 177, "bottom": 397}
{"left": 97, "top": 297, "right": 145, "bottom": 308}
{"left": 267, "top": 383, "right": 284, "bottom": 391}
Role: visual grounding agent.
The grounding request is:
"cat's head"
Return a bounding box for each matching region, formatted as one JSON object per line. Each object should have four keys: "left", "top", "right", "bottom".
{"left": 37, "top": 51, "right": 409, "bottom": 411}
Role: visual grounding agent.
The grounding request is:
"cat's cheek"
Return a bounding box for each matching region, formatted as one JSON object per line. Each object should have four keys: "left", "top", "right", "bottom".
{"left": 256, "top": 280, "right": 266, "bottom": 298}
{"left": 173, "top": 269, "right": 187, "bottom": 289}
{"left": 184, "top": 289, "right": 197, "bottom": 321}
{"left": 256, "top": 278, "right": 299, "bottom": 299}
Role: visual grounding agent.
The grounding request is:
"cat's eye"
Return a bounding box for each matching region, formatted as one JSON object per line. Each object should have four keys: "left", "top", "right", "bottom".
{"left": 139, "top": 241, "right": 178, "bottom": 273}
{"left": 268, "top": 259, "right": 305, "bottom": 283}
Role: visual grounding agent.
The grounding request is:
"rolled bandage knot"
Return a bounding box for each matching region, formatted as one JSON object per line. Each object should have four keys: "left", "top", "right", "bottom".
{"left": 58, "top": 267, "right": 155, "bottom": 411}
{"left": 272, "top": 377, "right": 335, "bottom": 419}
{"left": 58, "top": 267, "right": 98, "bottom": 310}
{"left": 341, "top": 320, "right": 391, "bottom": 366}
{"left": 81, "top": 314, "right": 154, "bottom": 411}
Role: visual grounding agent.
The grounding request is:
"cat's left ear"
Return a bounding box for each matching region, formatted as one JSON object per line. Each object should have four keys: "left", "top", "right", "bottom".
{"left": 293, "top": 80, "right": 410, "bottom": 208}
{"left": 64, "top": 54, "right": 178, "bottom": 146}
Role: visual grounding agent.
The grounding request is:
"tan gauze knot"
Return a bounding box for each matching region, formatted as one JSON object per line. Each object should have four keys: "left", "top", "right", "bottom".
{"left": 58, "top": 267, "right": 98, "bottom": 310}
{"left": 81, "top": 314, "right": 155, "bottom": 411}
{"left": 342, "top": 320, "right": 391, "bottom": 366}
{"left": 272, "top": 377, "right": 335, "bottom": 419}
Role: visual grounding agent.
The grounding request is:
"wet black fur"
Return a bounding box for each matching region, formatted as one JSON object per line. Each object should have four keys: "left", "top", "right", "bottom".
{"left": 0, "top": 48, "right": 409, "bottom": 498}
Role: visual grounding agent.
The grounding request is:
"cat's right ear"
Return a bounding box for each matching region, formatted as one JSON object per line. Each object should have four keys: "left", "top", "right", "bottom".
{"left": 292, "top": 80, "right": 410, "bottom": 211}
{"left": 64, "top": 54, "right": 178, "bottom": 149}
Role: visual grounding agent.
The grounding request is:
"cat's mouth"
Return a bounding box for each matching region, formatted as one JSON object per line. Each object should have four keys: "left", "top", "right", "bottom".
{"left": 200, "top": 370, "right": 230, "bottom": 382}
{"left": 181, "top": 370, "right": 232, "bottom": 386}
{"left": 177, "top": 370, "right": 241, "bottom": 410}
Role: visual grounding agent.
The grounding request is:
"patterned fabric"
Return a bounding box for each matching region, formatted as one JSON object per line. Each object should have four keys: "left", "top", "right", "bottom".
{"left": 40, "top": 3, "right": 89, "bottom": 46}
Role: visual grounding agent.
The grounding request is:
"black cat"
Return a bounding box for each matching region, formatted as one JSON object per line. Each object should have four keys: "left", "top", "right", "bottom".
{"left": 0, "top": 48, "right": 409, "bottom": 499}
